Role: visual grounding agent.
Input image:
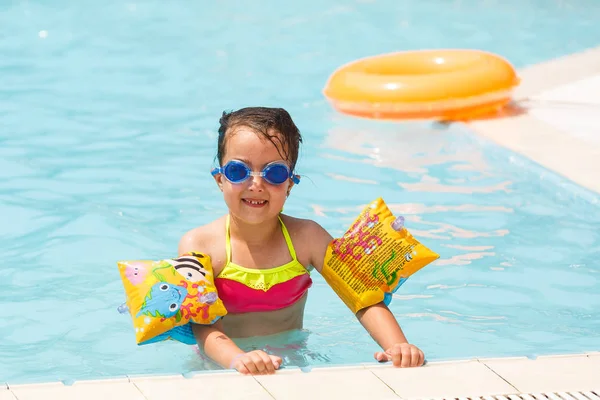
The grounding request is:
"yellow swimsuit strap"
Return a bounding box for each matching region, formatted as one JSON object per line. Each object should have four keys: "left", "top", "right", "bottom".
{"left": 225, "top": 215, "right": 297, "bottom": 265}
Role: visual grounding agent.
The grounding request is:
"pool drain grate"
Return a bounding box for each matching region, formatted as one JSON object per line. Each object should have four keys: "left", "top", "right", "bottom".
{"left": 420, "top": 391, "right": 600, "bottom": 400}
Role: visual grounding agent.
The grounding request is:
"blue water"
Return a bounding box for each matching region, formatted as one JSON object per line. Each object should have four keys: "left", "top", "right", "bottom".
{"left": 2, "top": 0, "right": 600, "bottom": 384}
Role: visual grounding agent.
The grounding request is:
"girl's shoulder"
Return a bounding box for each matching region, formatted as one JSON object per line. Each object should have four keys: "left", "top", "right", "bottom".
{"left": 279, "top": 214, "right": 333, "bottom": 267}
{"left": 178, "top": 216, "right": 226, "bottom": 256}
{"left": 279, "top": 214, "right": 329, "bottom": 235}
{"left": 278, "top": 214, "right": 317, "bottom": 236}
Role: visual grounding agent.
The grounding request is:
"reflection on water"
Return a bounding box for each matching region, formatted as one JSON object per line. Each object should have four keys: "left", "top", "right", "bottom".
{"left": 407, "top": 215, "right": 510, "bottom": 239}
{"left": 325, "top": 172, "right": 378, "bottom": 185}
{"left": 311, "top": 203, "right": 514, "bottom": 216}
{"left": 443, "top": 244, "right": 494, "bottom": 251}
{"left": 434, "top": 251, "right": 497, "bottom": 267}
{"left": 399, "top": 177, "right": 512, "bottom": 194}
{"left": 323, "top": 122, "right": 492, "bottom": 175}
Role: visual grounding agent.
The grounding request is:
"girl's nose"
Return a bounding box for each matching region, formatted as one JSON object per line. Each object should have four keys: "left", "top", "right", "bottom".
{"left": 247, "top": 175, "right": 265, "bottom": 191}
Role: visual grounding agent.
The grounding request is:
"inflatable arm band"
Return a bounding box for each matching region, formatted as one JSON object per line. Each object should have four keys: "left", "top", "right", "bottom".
{"left": 321, "top": 198, "right": 439, "bottom": 314}
{"left": 117, "top": 251, "right": 227, "bottom": 345}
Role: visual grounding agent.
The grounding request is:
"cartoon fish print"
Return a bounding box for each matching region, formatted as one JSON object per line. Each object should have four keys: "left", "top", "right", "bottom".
{"left": 167, "top": 254, "right": 212, "bottom": 284}
{"left": 124, "top": 262, "right": 149, "bottom": 285}
{"left": 136, "top": 282, "right": 188, "bottom": 319}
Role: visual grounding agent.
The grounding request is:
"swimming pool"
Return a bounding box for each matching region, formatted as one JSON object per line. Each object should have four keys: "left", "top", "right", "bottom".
{"left": 1, "top": 0, "right": 599, "bottom": 385}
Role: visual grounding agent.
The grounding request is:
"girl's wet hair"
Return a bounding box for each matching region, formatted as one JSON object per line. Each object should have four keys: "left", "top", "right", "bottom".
{"left": 216, "top": 107, "right": 302, "bottom": 172}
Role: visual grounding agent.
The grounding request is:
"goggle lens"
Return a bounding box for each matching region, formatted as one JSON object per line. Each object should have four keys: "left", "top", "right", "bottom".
{"left": 224, "top": 162, "right": 249, "bottom": 182}
{"left": 263, "top": 164, "right": 290, "bottom": 184}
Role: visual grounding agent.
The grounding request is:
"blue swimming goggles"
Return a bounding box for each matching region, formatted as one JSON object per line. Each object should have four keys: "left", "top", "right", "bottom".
{"left": 211, "top": 160, "right": 300, "bottom": 185}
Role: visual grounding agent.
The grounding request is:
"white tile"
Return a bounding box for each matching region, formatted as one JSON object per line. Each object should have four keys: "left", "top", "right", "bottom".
{"left": 533, "top": 75, "right": 600, "bottom": 105}
{"left": 364, "top": 358, "right": 477, "bottom": 370}
{"left": 476, "top": 356, "right": 530, "bottom": 363}
{"left": 254, "top": 365, "right": 399, "bottom": 400}
{"left": 7, "top": 383, "right": 64, "bottom": 400}
{"left": 468, "top": 111, "right": 600, "bottom": 195}
{"left": 528, "top": 106, "right": 600, "bottom": 147}
{"left": 0, "top": 391, "right": 17, "bottom": 400}
{"left": 368, "top": 360, "right": 517, "bottom": 399}
{"left": 536, "top": 353, "right": 591, "bottom": 360}
{"left": 9, "top": 380, "right": 146, "bottom": 400}
{"left": 483, "top": 355, "right": 600, "bottom": 393}
{"left": 513, "top": 46, "right": 600, "bottom": 99}
{"left": 132, "top": 372, "right": 273, "bottom": 400}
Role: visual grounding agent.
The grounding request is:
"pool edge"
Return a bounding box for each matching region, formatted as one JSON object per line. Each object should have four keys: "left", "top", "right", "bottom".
{"left": 466, "top": 45, "right": 600, "bottom": 196}
{"left": 5, "top": 352, "right": 600, "bottom": 399}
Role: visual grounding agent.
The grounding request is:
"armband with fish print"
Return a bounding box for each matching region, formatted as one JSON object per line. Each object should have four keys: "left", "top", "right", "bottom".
{"left": 117, "top": 251, "right": 227, "bottom": 345}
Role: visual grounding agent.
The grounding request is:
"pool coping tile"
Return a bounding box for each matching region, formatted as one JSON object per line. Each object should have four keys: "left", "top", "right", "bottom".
{"left": 132, "top": 371, "right": 273, "bottom": 400}
{"left": 0, "top": 391, "right": 17, "bottom": 400}
{"left": 7, "top": 382, "right": 65, "bottom": 390}
{"left": 367, "top": 359, "right": 518, "bottom": 399}
{"left": 126, "top": 373, "right": 184, "bottom": 382}
{"left": 513, "top": 45, "right": 600, "bottom": 100}
{"left": 4, "top": 353, "right": 600, "bottom": 399}
{"left": 8, "top": 380, "right": 147, "bottom": 400}
{"left": 536, "top": 353, "right": 591, "bottom": 360}
{"left": 253, "top": 364, "right": 399, "bottom": 400}
{"left": 481, "top": 354, "right": 600, "bottom": 393}
{"left": 70, "top": 377, "right": 132, "bottom": 385}
{"left": 0, "top": 383, "right": 15, "bottom": 400}
{"left": 468, "top": 110, "right": 600, "bottom": 195}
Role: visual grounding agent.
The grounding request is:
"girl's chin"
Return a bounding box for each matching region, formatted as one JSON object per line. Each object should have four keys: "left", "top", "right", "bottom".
{"left": 231, "top": 205, "right": 283, "bottom": 223}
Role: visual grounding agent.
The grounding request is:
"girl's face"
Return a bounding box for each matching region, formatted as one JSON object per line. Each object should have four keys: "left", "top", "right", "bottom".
{"left": 214, "top": 127, "right": 294, "bottom": 225}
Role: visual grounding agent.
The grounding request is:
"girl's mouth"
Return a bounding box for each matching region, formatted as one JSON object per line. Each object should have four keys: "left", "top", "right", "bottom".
{"left": 242, "top": 199, "right": 268, "bottom": 207}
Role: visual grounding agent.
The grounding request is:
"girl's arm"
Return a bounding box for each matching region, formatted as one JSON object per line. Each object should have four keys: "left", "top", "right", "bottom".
{"left": 192, "top": 320, "right": 244, "bottom": 369}
{"left": 180, "top": 228, "right": 282, "bottom": 374}
{"left": 192, "top": 321, "right": 283, "bottom": 374}
{"left": 307, "top": 220, "right": 424, "bottom": 367}
{"left": 355, "top": 303, "right": 424, "bottom": 367}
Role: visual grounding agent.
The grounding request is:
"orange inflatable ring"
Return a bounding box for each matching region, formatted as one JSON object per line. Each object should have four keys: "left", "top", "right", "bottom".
{"left": 323, "top": 49, "right": 520, "bottom": 121}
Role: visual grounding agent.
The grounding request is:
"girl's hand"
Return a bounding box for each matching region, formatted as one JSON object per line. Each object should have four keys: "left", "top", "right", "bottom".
{"left": 374, "top": 343, "right": 425, "bottom": 368}
{"left": 230, "top": 350, "right": 283, "bottom": 375}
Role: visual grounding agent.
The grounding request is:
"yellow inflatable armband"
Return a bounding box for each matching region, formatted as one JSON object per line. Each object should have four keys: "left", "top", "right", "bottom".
{"left": 322, "top": 198, "right": 439, "bottom": 314}
{"left": 117, "top": 251, "right": 227, "bottom": 345}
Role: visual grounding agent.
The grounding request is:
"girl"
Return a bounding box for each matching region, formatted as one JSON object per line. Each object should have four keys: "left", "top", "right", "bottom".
{"left": 178, "top": 107, "right": 425, "bottom": 375}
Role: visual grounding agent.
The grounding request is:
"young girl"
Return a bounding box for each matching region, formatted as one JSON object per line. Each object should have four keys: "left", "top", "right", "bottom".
{"left": 178, "top": 107, "right": 425, "bottom": 375}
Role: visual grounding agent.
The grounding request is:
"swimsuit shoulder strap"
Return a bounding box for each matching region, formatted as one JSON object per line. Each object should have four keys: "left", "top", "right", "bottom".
{"left": 278, "top": 216, "right": 297, "bottom": 261}
{"left": 225, "top": 214, "right": 232, "bottom": 264}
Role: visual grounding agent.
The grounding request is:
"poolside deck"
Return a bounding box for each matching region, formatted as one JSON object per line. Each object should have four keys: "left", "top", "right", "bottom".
{"left": 468, "top": 45, "right": 600, "bottom": 196}
{"left": 3, "top": 353, "right": 599, "bottom": 399}
{"left": 4, "top": 47, "right": 599, "bottom": 400}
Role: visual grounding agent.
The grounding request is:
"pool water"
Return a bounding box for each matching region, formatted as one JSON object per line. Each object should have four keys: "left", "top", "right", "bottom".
{"left": 1, "top": 0, "right": 600, "bottom": 384}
